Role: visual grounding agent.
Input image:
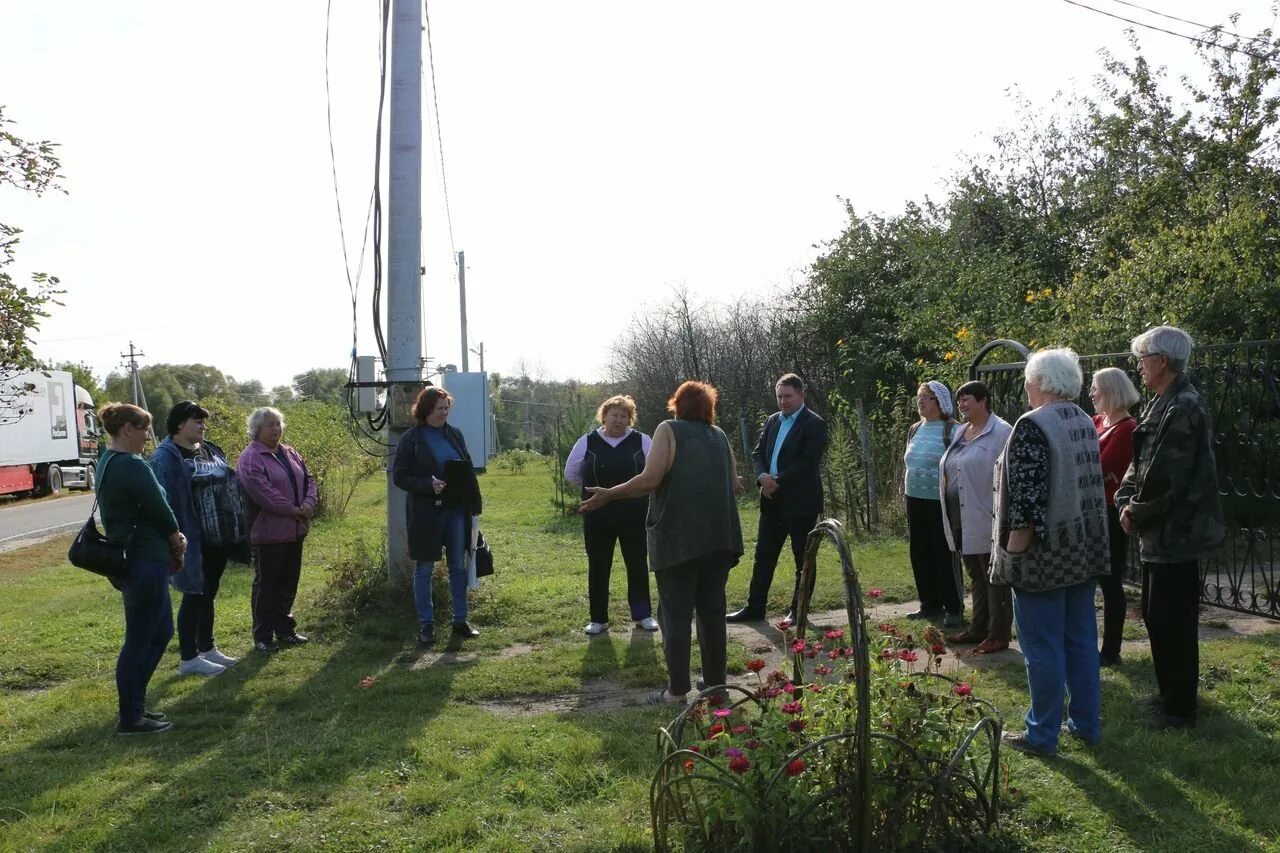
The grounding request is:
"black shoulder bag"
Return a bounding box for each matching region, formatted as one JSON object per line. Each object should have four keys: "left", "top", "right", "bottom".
{"left": 67, "top": 454, "right": 130, "bottom": 581}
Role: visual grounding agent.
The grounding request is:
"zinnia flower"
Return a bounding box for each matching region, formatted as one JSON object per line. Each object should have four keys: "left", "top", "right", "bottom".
{"left": 815, "top": 665, "right": 832, "bottom": 676}
{"left": 877, "top": 622, "right": 897, "bottom": 635}
{"left": 824, "top": 629, "right": 845, "bottom": 640}
{"left": 683, "top": 759, "right": 695, "bottom": 773}
{"left": 867, "top": 588, "right": 884, "bottom": 598}
{"left": 931, "top": 644, "right": 946, "bottom": 655}
{"left": 785, "top": 758, "right": 806, "bottom": 776}
{"left": 952, "top": 682, "right": 973, "bottom": 696}
{"left": 746, "top": 658, "right": 767, "bottom": 673}
{"left": 765, "top": 687, "right": 783, "bottom": 699}
{"left": 776, "top": 619, "right": 793, "bottom": 631}
{"left": 709, "top": 723, "right": 725, "bottom": 736}
{"left": 807, "top": 683, "right": 824, "bottom": 693}
{"left": 781, "top": 701, "right": 804, "bottom": 714}
{"left": 828, "top": 650, "right": 840, "bottom": 660}
{"left": 729, "top": 755, "right": 751, "bottom": 774}
{"left": 723, "top": 747, "right": 744, "bottom": 758}
{"left": 788, "top": 719, "right": 808, "bottom": 732}
{"left": 790, "top": 639, "right": 808, "bottom": 654}
{"left": 712, "top": 708, "right": 734, "bottom": 719}
{"left": 731, "top": 724, "right": 749, "bottom": 735}
{"left": 880, "top": 648, "right": 897, "bottom": 659}
{"left": 898, "top": 650, "right": 919, "bottom": 663}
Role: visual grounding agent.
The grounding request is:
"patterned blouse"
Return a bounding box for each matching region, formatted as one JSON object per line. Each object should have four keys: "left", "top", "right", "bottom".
{"left": 1005, "top": 419, "right": 1050, "bottom": 543}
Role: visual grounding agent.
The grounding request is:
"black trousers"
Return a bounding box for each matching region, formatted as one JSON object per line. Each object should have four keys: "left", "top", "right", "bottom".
{"left": 583, "top": 506, "right": 651, "bottom": 624}
{"left": 907, "top": 496, "right": 963, "bottom": 615}
{"left": 745, "top": 507, "right": 818, "bottom": 613}
{"left": 1141, "top": 560, "right": 1201, "bottom": 719}
{"left": 252, "top": 540, "right": 304, "bottom": 644}
{"left": 1098, "top": 506, "right": 1129, "bottom": 660}
{"left": 177, "top": 546, "right": 229, "bottom": 660}
{"left": 655, "top": 554, "right": 732, "bottom": 696}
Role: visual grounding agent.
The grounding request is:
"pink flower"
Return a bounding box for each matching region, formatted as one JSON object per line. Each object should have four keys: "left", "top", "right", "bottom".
{"left": 775, "top": 619, "right": 793, "bottom": 631}
{"left": 765, "top": 687, "right": 783, "bottom": 699}
{"left": 712, "top": 708, "right": 734, "bottom": 719}
{"left": 867, "top": 588, "right": 884, "bottom": 599}
{"left": 781, "top": 701, "right": 804, "bottom": 715}
{"left": 952, "top": 682, "right": 973, "bottom": 696}
{"left": 731, "top": 724, "right": 750, "bottom": 735}
{"left": 880, "top": 648, "right": 897, "bottom": 660}
{"left": 729, "top": 755, "right": 751, "bottom": 774}
{"left": 930, "top": 644, "right": 946, "bottom": 655}
{"left": 790, "top": 639, "right": 808, "bottom": 654}
{"left": 785, "top": 758, "right": 806, "bottom": 776}
{"left": 898, "top": 650, "right": 919, "bottom": 663}
{"left": 723, "top": 747, "right": 744, "bottom": 758}
{"left": 827, "top": 650, "right": 840, "bottom": 661}
{"left": 788, "top": 718, "right": 808, "bottom": 732}
{"left": 815, "top": 665, "right": 832, "bottom": 676}
{"left": 783, "top": 682, "right": 796, "bottom": 694}
{"left": 746, "top": 658, "right": 767, "bottom": 673}
{"left": 824, "top": 629, "right": 845, "bottom": 641}
{"left": 804, "top": 648, "right": 817, "bottom": 659}
{"left": 807, "top": 683, "right": 824, "bottom": 693}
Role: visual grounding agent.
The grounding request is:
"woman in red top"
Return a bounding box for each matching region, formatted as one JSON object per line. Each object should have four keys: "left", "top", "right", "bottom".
{"left": 1089, "top": 367, "right": 1141, "bottom": 666}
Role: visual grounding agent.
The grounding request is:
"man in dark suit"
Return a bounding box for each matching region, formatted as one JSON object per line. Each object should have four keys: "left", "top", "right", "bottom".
{"left": 727, "top": 373, "right": 828, "bottom": 623}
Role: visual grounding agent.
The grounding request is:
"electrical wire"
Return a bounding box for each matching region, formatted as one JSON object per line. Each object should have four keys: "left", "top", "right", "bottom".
{"left": 1099, "top": 0, "right": 1269, "bottom": 45}
{"left": 371, "top": 0, "right": 391, "bottom": 364}
{"left": 1061, "top": 0, "right": 1274, "bottom": 62}
{"left": 424, "top": 0, "right": 458, "bottom": 263}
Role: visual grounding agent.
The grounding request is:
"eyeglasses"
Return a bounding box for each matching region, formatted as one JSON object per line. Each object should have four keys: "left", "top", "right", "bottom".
{"left": 1132, "top": 352, "right": 1162, "bottom": 363}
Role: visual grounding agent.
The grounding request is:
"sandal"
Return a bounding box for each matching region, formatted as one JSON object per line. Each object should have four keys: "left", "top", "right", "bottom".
{"left": 970, "top": 639, "right": 1010, "bottom": 655}
{"left": 946, "top": 631, "right": 986, "bottom": 644}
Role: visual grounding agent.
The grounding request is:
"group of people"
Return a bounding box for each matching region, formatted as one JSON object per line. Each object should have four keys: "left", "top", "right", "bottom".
{"left": 904, "top": 324, "right": 1223, "bottom": 756}
{"left": 99, "top": 401, "right": 317, "bottom": 735}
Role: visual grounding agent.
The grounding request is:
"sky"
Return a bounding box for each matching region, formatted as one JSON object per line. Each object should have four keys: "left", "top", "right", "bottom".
{"left": 1, "top": 1, "right": 1273, "bottom": 393}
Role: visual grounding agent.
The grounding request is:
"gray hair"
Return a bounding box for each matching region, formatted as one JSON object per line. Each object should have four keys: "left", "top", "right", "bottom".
{"left": 1130, "top": 325, "right": 1193, "bottom": 373}
{"left": 247, "top": 406, "right": 285, "bottom": 440}
{"left": 1025, "top": 347, "right": 1083, "bottom": 400}
{"left": 1091, "top": 366, "right": 1140, "bottom": 413}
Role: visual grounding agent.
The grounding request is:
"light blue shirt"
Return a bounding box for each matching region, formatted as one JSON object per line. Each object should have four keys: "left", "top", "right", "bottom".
{"left": 768, "top": 405, "right": 805, "bottom": 477}
{"left": 904, "top": 420, "right": 947, "bottom": 500}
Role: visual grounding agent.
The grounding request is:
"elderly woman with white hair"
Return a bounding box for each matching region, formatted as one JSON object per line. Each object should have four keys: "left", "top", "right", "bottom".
{"left": 991, "top": 348, "right": 1109, "bottom": 757}
{"left": 1089, "top": 367, "right": 1142, "bottom": 666}
{"left": 238, "top": 407, "right": 318, "bottom": 653}
{"left": 904, "top": 380, "right": 964, "bottom": 626}
{"left": 1115, "top": 326, "right": 1224, "bottom": 729}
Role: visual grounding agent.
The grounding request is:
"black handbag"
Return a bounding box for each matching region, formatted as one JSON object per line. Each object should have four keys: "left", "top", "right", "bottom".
{"left": 474, "top": 530, "right": 494, "bottom": 578}
{"left": 67, "top": 455, "right": 129, "bottom": 581}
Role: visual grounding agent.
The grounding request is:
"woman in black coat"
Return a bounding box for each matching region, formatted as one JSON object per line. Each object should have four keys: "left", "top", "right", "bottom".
{"left": 392, "top": 387, "right": 483, "bottom": 644}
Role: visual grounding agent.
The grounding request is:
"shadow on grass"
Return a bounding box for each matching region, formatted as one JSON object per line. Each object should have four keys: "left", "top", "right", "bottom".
{"left": 2, "top": 602, "right": 475, "bottom": 849}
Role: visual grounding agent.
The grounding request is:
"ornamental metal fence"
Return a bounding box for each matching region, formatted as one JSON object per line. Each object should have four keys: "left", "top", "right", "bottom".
{"left": 970, "top": 338, "right": 1280, "bottom": 621}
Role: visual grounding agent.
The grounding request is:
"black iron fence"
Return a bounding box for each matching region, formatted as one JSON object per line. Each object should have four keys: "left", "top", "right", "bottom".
{"left": 970, "top": 338, "right": 1280, "bottom": 621}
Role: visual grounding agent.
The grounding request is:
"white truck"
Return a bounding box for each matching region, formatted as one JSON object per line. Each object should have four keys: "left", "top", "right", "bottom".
{"left": 0, "top": 370, "right": 101, "bottom": 497}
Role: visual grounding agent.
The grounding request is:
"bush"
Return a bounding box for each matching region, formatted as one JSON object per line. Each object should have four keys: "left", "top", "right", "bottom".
{"left": 493, "top": 448, "right": 536, "bottom": 474}
{"left": 311, "top": 537, "right": 395, "bottom": 626}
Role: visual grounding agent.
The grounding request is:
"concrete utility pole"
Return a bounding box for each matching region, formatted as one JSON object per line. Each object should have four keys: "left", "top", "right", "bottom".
{"left": 458, "top": 250, "right": 468, "bottom": 372}
{"left": 470, "top": 342, "right": 484, "bottom": 373}
{"left": 119, "top": 342, "right": 156, "bottom": 442}
{"left": 385, "top": 0, "right": 423, "bottom": 584}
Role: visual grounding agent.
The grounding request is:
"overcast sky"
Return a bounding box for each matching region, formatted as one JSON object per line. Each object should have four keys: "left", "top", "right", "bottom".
{"left": 1, "top": 1, "right": 1270, "bottom": 393}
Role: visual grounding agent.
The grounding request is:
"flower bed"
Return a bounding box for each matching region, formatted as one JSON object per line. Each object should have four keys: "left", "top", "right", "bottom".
{"left": 650, "top": 521, "right": 1002, "bottom": 852}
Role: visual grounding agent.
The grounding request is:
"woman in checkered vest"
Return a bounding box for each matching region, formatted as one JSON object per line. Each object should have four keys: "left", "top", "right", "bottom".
{"left": 991, "top": 348, "right": 1110, "bottom": 757}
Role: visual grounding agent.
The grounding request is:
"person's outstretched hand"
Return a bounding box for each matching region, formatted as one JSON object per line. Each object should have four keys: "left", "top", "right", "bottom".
{"left": 579, "top": 485, "right": 613, "bottom": 513}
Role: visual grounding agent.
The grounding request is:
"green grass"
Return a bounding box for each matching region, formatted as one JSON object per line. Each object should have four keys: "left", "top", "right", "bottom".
{"left": 1, "top": 468, "right": 1278, "bottom": 851}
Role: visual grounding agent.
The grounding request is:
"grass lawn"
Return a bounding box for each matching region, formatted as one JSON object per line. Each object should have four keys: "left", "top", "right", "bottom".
{"left": 1, "top": 467, "right": 1278, "bottom": 851}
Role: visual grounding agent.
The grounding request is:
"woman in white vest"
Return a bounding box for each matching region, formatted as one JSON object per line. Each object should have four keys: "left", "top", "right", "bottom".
{"left": 991, "top": 348, "right": 1110, "bottom": 757}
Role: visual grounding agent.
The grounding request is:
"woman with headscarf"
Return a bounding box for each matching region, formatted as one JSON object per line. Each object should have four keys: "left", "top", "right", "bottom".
{"left": 580, "top": 381, "right": 744, "bottom": 705}
{"left": 563, "top": 394, "right": 658, "bottom": 635}
{"left": 992, "top": 348, "right": 1109, "bottom": 757}
{"left": 97, "top": 403, "right": 186, "bottom": 734}
{"left": 1089, "top": 367, "right": 1141, "bottom": 667}
{"left": 904, "top": 380, "right": 964, "bottom": 627}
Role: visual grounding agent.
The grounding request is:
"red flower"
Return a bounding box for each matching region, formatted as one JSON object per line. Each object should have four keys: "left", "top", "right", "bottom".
{"left": 880, "top": 648, "right": 897, "bottom": 660}
{"left": 807, "top": 683, "right": 824, "bottom": 693}
{"left": 709, "top": 723, "right": 725, "bottom": 736}
{"left": 785, "top": 758, "right": 807, "bottom": 776}
{"left": 765, "top": 686, "right": 783, "bottom": 699}
{"left": 824, "top": 629, "right": 845, "bottom": 641}
{"left": 781, "top": 701, "right": 804, "bottom": 715}
{"left": 683, "top": 759, "right": 695, "bottom": 773}
{"left": 729, "top": 755, "right": 751, "bottom": 774}
{"left": 707, "top": 692, "right": 726, "bottom": 707}
{"left": 775, "top": 619, "right": 793, "bottom": 631}
{"left": 827, "top": 650, "right": 840, "bottom": 660}
{"left": 867, "top": 588, "right": 884, "bottom": 599}
{"left": 687, "top": 744, "right": 701, "bottom": 754}
{"left": 745, "top": 739, "right": 763, "bottom": 749}
{"left": 804, "top": 648, "right": 817, "bottom": 659}
{"left": 952, "top": 682, "right": 973, "bottom": 696}
{"left": 731, "top": 724, "right": 750, "bottom": 735}
{"left": 788, "top": 719, "right": 808, "bottom": 732}
{"left": 746, "top": 658, "right": 767, "bottom": 673}
{"left": 898, "top": 650, "right": 919, "bottom": 663}
{"left": 877, "top": 622, "right": 898, "bottom": 635}
{"left": 815, "top": 665, "right": 832, "bottom": 676}
{"left": 790, "top": 639, "right": 808, "bottom": 654}
{"left": 931, "top": 644, "right": 946, "bottom": 655}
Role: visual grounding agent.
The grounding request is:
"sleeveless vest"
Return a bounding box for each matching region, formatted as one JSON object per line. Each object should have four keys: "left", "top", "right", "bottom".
{"left": 581, "top": 430, "right": 647, "bottom": 515}
{"left": 647, "top": 420, "right": 744, "bottom": 573}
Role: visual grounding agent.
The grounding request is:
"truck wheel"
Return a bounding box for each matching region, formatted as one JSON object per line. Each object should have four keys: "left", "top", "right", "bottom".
{"left": 46, "top": 465, "right": 63, "bottom": 495}
{"left": 85, "top": 464, "right": 96, "bottom": 492}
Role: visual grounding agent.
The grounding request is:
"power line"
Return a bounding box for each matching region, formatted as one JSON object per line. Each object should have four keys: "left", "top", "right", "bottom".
{"left": 1061, "top": 0, "right": 1273, "bottom": 62}
{"left": 1100, "top": 0, "right": 1268, "bottom": 45}
{"left": 424, "top": 0, "right": 458, "bottom": 262}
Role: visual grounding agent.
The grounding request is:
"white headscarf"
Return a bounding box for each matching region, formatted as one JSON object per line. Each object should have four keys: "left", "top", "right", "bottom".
{"left": 926, "top": 380, "right": 953, "bottom": 418}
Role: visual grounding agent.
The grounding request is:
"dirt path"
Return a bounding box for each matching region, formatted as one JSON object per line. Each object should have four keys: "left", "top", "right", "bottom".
{"left": 447, "top": 602, "right": 1278, "bottom": 718}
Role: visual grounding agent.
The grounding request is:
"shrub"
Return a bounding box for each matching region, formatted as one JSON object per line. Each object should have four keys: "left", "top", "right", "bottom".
{"left": 311, "top": 537, "right": 393, "bottom": 626}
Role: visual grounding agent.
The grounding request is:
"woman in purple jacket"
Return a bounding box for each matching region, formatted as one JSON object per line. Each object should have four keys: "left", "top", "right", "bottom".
{"left": 238, "top": 407, "right": 318, "bottom": 653}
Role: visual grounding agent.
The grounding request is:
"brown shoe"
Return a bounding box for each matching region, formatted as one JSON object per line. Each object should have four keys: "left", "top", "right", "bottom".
{"left": 970, "top": 639, "right": 1010, "bottom": 655}
{"left": 946, "top": 631, "right": 986, "bottom": 644}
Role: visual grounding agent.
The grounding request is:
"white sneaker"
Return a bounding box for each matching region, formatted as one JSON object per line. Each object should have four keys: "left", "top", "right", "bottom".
{"left": 637, "top": 617, "right": 660, "bottom": 631}
{"left": 178, "top": 656, "right": 226, "bottom": 676}
{"left": 201, "top": 648, "right": 239, "bottom": 668}
{"left": 584, "top": 621, "right": 609, "bottom": 635}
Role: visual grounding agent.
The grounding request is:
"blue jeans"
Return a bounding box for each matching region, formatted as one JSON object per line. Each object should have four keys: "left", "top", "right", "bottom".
{"left": 413, "top": 509, "right": 468, "bottom": 625}
{"left": 1012, "top": 579, "right": 1102, "bottom": 752}
{"left": 117, "top": 558, "right": 175, "bottom": 724}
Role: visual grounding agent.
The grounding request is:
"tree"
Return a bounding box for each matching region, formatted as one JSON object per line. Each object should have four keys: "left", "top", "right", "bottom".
{"left": 48, "top": 360, "right": 102, "bottom": 399}
{"left": 1, "top": 105, "right": 64, "bottom": 373}
{"left": 291, "top": 368, "right": 350, "bottom": 405}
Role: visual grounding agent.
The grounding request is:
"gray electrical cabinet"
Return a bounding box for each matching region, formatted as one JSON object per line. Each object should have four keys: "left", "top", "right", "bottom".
{"left": 440, "top": 371, "right": 492, "bottom": 471}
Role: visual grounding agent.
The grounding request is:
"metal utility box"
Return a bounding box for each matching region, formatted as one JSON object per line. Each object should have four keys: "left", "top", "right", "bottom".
{"left": 440, "top": 371, "right": 491, "bottom": 471}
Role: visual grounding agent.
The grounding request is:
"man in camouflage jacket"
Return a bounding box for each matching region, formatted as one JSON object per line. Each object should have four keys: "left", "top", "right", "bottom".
{"left": 1115, "top": 326, "right": 1225, "bottom": 729}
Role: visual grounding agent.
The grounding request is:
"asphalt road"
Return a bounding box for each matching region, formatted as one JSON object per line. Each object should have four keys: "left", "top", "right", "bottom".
{"left": 0, "top": 493, "right": 95, "bottom": 553}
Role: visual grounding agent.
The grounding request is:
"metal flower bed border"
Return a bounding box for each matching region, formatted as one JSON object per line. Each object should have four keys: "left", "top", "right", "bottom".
{"left": 650, "top": 519, "right": 1003, "bottom": 852}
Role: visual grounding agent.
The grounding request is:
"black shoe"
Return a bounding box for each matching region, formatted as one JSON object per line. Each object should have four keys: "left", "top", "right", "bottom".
{"left": 452, "top": 622, "right": 480, "bottom": 638}
{"left": 117, "top": 717, "right": 174, "bottom": 735}
{"left": 281, "top": 633, "right": 309, "bottom": 646}
{"left": 726, "top": 607, "right": 764, "bottom": 623}
{"left": 254, "top": 640, "right": 280, "bottom": 653}
{"left": 143, "top": 710, "right": 168, "bottom": 722}
{"left": 1148, "top": 712, "right": 1196, "bottom": 730}
{"left": 1099, "top": 652, "right": 1121, "bottom": 667}
{"left": 418, "top": 624, "right": 435, "bottom": 645}
{"left": 906, "top": 608, "right": 942, "bottom": 620}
